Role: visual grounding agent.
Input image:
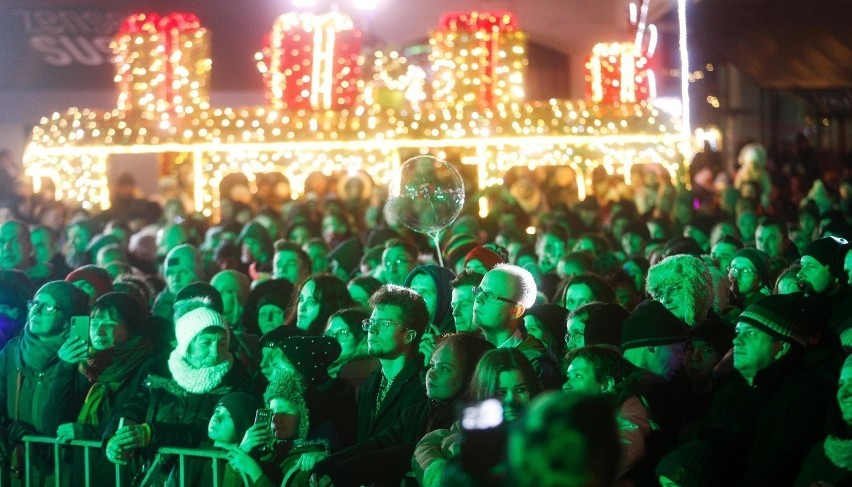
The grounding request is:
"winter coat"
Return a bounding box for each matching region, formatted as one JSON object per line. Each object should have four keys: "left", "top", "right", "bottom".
{"left": 103, "top": 355, "right": 252, "bottom": 451}
{"left": 355, "top": 357, "right": 426, "bottom": 442}
{"left": 0, "top": 337, "right": 61, "bottom": 433}
{"left": 305, "top": 378, "right": 358, "bottom": 452}
{"left": 684, "top": 351, "right": 835, "bottom": 486}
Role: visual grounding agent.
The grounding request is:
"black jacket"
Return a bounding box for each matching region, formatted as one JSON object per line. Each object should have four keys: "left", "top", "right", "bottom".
{"left": 103, "top": 355, "right": 252, "bottom": 451}
{"left": 355, "top": 357, "right": 426, "bottom": 442}
{"left": 683, "top": 351, "right": 835, "bottom": 486}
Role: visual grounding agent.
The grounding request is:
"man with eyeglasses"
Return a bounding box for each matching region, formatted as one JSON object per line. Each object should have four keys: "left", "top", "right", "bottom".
{"left": 473, "top": 263, "right": 561, "bottom": 389}
{"left": 355, "top": 284, "right": 428, "bottom": 442}
{"left": 727, "top": 248, "right": 772, "bottom": 313}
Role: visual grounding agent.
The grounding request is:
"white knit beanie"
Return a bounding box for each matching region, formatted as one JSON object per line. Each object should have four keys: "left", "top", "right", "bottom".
{"left": 174, "top": 307, "right": 229, "bottom": 357}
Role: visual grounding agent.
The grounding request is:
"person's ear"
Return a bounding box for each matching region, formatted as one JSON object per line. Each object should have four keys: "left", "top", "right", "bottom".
{"left": 773, "top": 341, "right": 791, "bottom": 360}
{"left": 511, "top": 304, "right": 525, "bottom": 320}
{"left": 603, "top": 377, "right": 615, "bottom": 393}
{"left": 403, "top": 329, "right": 417, "bottom": 345}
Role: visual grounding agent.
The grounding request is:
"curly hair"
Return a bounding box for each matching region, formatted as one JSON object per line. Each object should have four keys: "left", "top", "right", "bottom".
{"left": 646, "top": 254, "right": 713, "bottom": 326}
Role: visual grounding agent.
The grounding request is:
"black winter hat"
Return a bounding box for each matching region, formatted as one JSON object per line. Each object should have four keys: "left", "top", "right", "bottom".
{"left": 175, "top": 281, "right": 224, "bottom": 314}
{"left": 731, "top": 248, "right": 771, "bottom": 287}
{"left": 93, "top": 292, "right": 148, "bottom": 335}
{"left": 523, "top": 304, "right": 569, "bottom": 341}
{"left": 216, "top": 392, "right": 263, "bottom": 442}
{"left": 802, "top": 236, "right": 850, "bottom": 281}
{"left": 738, "top": 293, "right": 808, "bottom": 347}
{"left": 621, "top": 300, "right": 688, "bottom": 350}
{"left": 38, "top": 280, "right": 90, "bottom": 316}
{"left": 582, "top": 302, "right": 629, "bottom": 348}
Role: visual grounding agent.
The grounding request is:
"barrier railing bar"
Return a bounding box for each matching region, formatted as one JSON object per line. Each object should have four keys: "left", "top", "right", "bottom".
{"left": 21, "top": 438, "right": 230, "bottom": 487}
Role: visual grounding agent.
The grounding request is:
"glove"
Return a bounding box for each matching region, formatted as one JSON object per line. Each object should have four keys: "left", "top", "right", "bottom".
{"left": 6, "top": 421, "right": 37, "bottom": 442}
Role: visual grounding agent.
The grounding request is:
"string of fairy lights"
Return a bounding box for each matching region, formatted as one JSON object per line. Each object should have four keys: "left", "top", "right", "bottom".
{"left": 23, "top": 9, "right": 687, "bottom": 216}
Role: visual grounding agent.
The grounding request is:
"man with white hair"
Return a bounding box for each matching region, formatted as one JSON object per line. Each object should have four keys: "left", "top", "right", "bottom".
{"left": 473, "top": 263, "right": 561, "bottom": 388}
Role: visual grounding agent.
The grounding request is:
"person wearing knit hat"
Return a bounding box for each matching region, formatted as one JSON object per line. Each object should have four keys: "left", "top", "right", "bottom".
{"left": 0, "top": 280, "right": 88, "bottom": 454}
{"left": 727, "top": 248, "right": 772, "bottom": 312}
{"left": 735, "top": 294, "right": 808, "bottom": 373}
{"left": 463, "top": 245, "right": 504, "bottom": 275}
{"left": 208, "top": 392, "right": 263, "bottom": 448}
{"left": 621, "top": 300, "right": 689, "bottom": 381}
{"left": 523, "top": 303, "right": 569, "bottom": 355}
{"left": 677, "top": 292, "right": 837, "bottom": 486}
{"left": 211, "top": 270, "right": 251, "bottom": 327}
{"left": 799, "top": 236, "right": 849, "bottom": 294}
{"left": 243, "top": 278, "right": 294, "bottom": 336}
{"left": 163, "top": 244, "right": 203, "bottom": 295}
{"left": 104, "top": 305, "right": 251, "bottom": 467}
{"left": 66, "top": 264, "right": 115, "bottom": 305}
{"left": 52, "top": 292, "right": 154, "bottom": 449}
{"left": 257, "top": 292, "right": 291, "bottom": 336}
{"left": 797, "top": 236, "right": 852, "bottom": 333}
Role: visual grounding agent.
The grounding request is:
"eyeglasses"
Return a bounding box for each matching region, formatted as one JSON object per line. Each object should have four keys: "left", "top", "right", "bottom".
{"left": 564, "top": 329, "right": 584, "bottom": 344}
{"left": 472, "top": 287, "right": 519, "bottom": 306}
{"left": 727, "top": 266, "right": 756, "bottom": 277}
{"left": 325, "top": 329, "right": 354, "bottom": 341}
{"left": 361, "top": 318, "right": 409, "bottom": 333}
{"left": 648, "top": 284, "right": 682, "bottom": 302}
{"left": 27, "top": 300, "right": 60, "bottom": 316}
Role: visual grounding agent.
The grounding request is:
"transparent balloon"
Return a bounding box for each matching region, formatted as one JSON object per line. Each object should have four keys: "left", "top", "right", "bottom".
{"left": 387, "top": 155, "right": 465, "bottom": 266}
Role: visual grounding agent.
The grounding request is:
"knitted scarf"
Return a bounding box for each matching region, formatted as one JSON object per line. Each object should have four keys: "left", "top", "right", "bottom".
{"left": 167, "top": 350, "right": 234, "bottom": 394}
{"left": 824, "top": 435, "right": 852, "bottom": 471}
{"left": 76, "top": 336, "right": 153, "bottom": 425}
{"left": 17, "top": 327, "right": 64, "bottom": 372}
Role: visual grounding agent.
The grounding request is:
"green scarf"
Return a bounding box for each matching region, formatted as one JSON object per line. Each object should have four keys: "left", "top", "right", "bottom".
{"left": 76, "top": 336, "right": 153, "bottom": 425}
{"left": 18, "top": 327, "right": 64, "bottom": 372}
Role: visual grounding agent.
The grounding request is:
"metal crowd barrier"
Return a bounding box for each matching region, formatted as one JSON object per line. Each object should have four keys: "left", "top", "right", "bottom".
{"left": 20, "top": 436, "right": 230, "bottom": 487}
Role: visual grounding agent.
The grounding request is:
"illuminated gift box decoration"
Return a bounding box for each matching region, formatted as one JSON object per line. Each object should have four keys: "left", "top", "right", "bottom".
{"left": 585, "top": 42, "right": 652, "bottom": 105}
{"left": 256, "top": 12, "right": 362, "bottom": 111}
{"left": 23, "top": 9, "right": 688, "bottom": 216}
{"left": 430, "top": 11, "right": 527, "bottom": 109}
{"left": 112, "top": 12, "right": 211, "bottom": 124}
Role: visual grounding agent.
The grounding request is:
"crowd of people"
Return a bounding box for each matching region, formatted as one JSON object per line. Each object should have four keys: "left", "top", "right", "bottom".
{"left": 0, "top": 141, "right": 850, "bottom": 487}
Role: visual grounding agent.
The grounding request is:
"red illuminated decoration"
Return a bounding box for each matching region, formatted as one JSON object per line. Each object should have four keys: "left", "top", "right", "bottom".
{"left": 256, "top": 12, "right": 362, "bottom": 111}
{"left": 584, "top": 0, "right": 657, "bottom": 105}
{"left": 431, "top": 11, "right": 527, "bottom": 109}
{"left": 113, "top": 12, "right": 210, "bottom": 123}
